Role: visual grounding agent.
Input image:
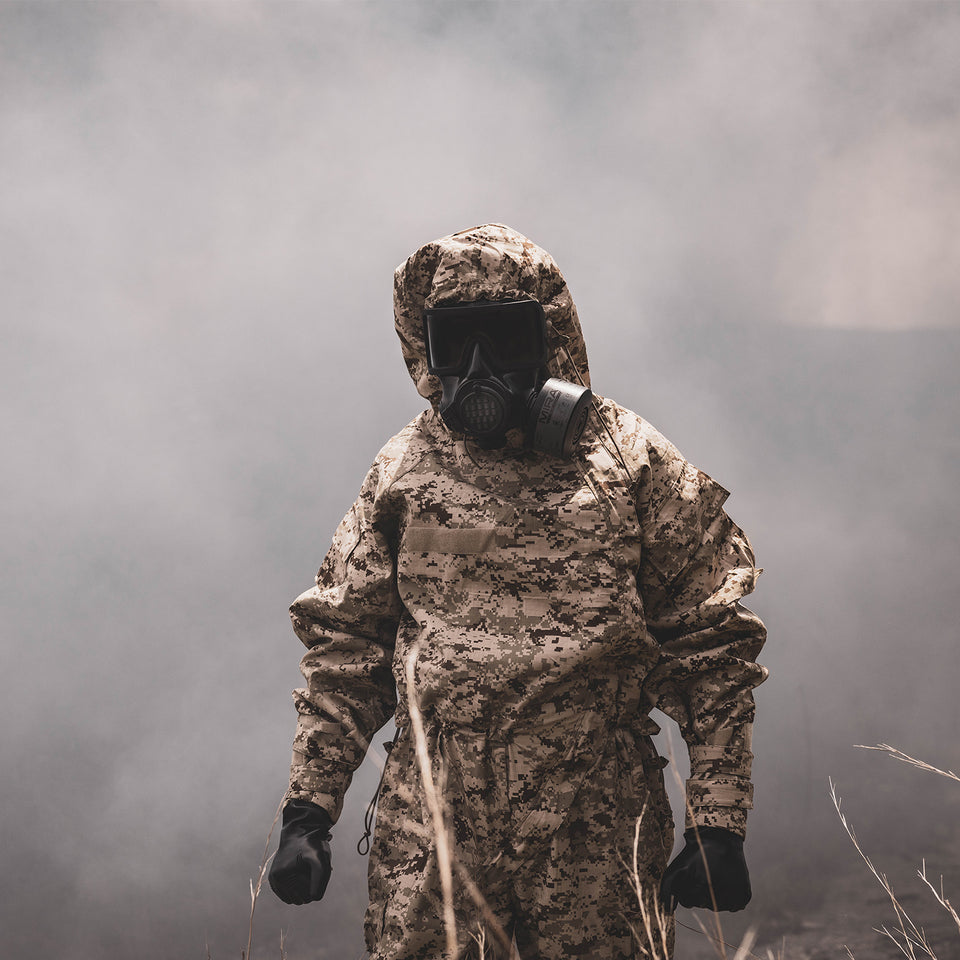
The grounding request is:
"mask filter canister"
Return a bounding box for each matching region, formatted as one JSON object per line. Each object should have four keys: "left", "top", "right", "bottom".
{"left": 529, "top": 378, "right": 592, "bottom": 459}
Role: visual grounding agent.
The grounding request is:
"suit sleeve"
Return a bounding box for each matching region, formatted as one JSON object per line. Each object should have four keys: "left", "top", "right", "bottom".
{"left": 285, "top": 462, "right": 403, "bottom": 823}
{"left": 637, "top": 440, "right": 767, "bottom": 837}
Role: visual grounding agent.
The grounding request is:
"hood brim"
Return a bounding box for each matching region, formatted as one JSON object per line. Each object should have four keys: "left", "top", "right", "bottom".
{"left": 393, "top": 223, "right": 591, "bottom": 410}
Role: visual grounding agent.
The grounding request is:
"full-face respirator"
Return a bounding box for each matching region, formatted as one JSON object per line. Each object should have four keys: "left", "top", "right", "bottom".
{"left": 423, "top": 299, "right": 592, "bottom": 459}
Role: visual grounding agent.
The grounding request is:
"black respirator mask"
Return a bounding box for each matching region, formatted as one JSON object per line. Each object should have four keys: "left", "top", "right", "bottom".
{"left": 423, "top": 299, "right": 592, "bottom": 459}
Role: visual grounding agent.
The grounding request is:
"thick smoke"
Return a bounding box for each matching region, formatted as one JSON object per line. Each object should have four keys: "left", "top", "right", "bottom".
{"left": 2, "top": 3, "right": 958, "bottom": 958}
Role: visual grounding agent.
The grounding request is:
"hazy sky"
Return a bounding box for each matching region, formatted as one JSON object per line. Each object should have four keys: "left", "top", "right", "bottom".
{"left": 3, "top": 3, "right": 959, "bottom": 958}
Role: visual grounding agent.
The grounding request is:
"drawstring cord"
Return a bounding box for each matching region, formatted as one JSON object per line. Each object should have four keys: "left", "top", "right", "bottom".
{"left": 556, "top": 337, "right": 636, "bottom": 488}
{"left": 357, "top": 725, "right": 406, "bottom": 855}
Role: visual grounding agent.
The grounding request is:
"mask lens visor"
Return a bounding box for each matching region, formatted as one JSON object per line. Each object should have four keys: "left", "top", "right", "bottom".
{"left": 424, "top": 300, "right": 547, "bottom": 374}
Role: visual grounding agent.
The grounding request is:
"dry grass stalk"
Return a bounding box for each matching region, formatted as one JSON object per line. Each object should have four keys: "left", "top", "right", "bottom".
{"left": 917, "top": 861, "right": 960, "bottom": 939}
{"left": 451, "top": 859, "right": 517, "bottom": 958}
{"left": 404, "top": 645, "right": 459, "bottom": 959}
{"left": 624, "top": 802, "right": 673, "bottom": 959}
{"left": 404, "top": 643, "right": 519, "bottom": 960}
{"left": 855, "top": 744, "right": 960, "bottom": 784}
{"left": 241, "top": 798, "right": 284, "bottom": 960}
{"left": 731, "top": 927, "right": 758, "bottom": 960}
{"left": 470, "top": 922, "right": 488, "bottom": 958}
{"left": 830, "top": 777, "right": 941, "bottom": 959}
{"left": 687, "top": 911, "right": 766, "bottom": 960}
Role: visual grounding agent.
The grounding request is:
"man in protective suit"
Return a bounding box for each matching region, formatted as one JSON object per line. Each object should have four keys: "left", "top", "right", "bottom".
{"left": 269, "top": 224, "right": 767, "bottom": 959}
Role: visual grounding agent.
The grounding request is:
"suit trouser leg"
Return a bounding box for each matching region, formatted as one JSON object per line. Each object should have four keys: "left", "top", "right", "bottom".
{"left": 508, "top": 735, "right": 676, "bottom": 960}
{"left": 364, "top": 727, "right": 675, "bottom": 960}
{"left": 364, "top": 728, "right": 516, "bottom": 960}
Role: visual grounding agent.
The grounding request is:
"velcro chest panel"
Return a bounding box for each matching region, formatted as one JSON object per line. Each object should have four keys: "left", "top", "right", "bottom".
{"left": 395, "top": 449, "right": 639, "bottom": 623}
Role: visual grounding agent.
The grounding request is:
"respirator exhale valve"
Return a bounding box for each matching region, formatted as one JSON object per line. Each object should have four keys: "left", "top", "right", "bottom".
{"left": 457, "top": 381, "right": 511, "bottom": 436}
{"left": 423, "top": 299, "right": 592, "bottom": 459}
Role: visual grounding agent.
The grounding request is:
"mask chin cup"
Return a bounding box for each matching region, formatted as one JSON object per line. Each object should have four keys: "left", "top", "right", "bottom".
{"left": 529, "top": 379, "right": 592, "bottom": 459}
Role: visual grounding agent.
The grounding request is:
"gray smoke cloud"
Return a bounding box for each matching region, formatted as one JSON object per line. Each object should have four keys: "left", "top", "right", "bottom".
{"left": 2, "top": 2, "right": 959, "bottom": 958}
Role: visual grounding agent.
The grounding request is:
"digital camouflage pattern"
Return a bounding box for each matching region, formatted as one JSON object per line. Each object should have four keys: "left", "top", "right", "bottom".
{"left": 366, "top": 722, "right": 675, "bottom": 958}
{"left": 285, "top": 225, "right": 767, "bottom": 957}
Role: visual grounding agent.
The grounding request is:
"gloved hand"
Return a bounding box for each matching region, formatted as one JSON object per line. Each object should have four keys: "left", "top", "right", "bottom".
{"left": 268, "top": 799, "right": 333, "bottom": 904}
{"left": 659, "top": 826, "right": 752, "bottom": 912}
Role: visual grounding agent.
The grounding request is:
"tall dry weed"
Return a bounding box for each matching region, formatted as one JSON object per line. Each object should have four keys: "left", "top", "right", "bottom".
{"left": 403, "top": 642, "right": 521, "bottom": 958}
{"left": 831, "top": 743, "right": 960, "bottom": 959}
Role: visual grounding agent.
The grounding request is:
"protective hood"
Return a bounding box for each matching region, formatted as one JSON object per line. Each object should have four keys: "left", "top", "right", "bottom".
{"left": 393, "top": 224, "right": 591, "bottom": 412}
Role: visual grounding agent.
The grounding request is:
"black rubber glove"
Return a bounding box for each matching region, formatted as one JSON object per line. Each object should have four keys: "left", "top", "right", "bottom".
{"left": 268, "top": 799, "right": 333, "bottom": 905}
{"left": 659, "top": 826, "right": 752, "bottom": 912}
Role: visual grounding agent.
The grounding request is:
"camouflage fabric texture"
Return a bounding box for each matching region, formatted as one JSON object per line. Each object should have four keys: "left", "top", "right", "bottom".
{"left": 365, "top": 723, "right": 675, "bottom": 959}
{"left": 285, "top": 224, "right": 767, "bottom": 956}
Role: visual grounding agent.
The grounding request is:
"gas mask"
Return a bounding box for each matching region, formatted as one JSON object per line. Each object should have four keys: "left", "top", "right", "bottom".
{"left": 423, "top": 299, "right": 592, "bottom": 459}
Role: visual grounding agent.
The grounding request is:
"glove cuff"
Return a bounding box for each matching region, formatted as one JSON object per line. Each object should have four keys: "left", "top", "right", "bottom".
{"left": 683, "top": 825, "right": 743, "bottom": 848}
{"left": 282, "top": 798, "right": 333, "bottom": 838}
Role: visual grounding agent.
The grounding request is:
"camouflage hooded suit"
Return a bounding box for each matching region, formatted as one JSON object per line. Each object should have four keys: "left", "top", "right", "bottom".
{"left": 285, "top": 225, "right": 767, "bottom": 959}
